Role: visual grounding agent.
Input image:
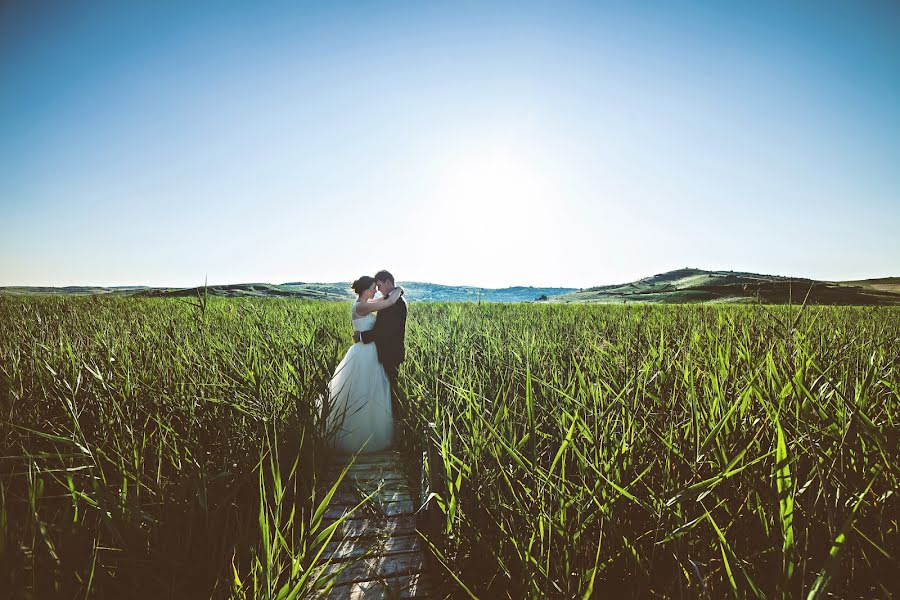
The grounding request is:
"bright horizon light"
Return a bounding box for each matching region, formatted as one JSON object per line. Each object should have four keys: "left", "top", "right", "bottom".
{"left": 1, "top": 1, "right": 898, "bottom": 288}
{"left": 422, "top": 131, "right": 567, "bottom": 273}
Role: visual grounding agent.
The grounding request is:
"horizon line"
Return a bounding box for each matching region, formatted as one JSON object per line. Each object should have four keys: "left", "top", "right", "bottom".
{"left": 2, "top": 267, "right": 897, "bottom": 291}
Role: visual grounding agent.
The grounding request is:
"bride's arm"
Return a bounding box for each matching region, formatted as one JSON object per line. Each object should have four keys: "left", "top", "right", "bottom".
{"left": 355, "top": 287, "right": 403, "bottom": 316}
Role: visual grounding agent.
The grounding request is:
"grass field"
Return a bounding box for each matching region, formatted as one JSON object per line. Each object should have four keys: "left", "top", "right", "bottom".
{"left": 1, "top": 296, "right": 898, "bottom": 598}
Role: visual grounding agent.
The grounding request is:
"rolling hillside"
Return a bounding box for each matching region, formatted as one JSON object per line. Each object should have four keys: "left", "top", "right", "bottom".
{"left": 552, "top": 268, "right": 900, "bottom": 305}
{"left": 3, "top": 270, "right": 898, "bottom": 304}
{"left": 0, "top": 282, "right": 576, "bottom": 303}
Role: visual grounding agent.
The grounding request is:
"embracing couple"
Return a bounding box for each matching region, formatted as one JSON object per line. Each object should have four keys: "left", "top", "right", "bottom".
{"left": 323, "top": 270, "right": 407, "bottom": 454}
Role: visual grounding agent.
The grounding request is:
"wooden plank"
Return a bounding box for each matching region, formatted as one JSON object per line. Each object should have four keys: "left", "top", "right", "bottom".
{"left": 332, "top": 451, "right": 403, "bottom": 465}
{"left": 322, "top": 533, "right": 422, "bottom": 561}
{"left": 323, "top": 505, "right": 377, "bottom": 521}
{"left": 330, "top": 456, "right": 401, "bottom": 470}
{"left": 350, "top": 478, "right": 413, "bottom": 494}
{"left": 321, "top": 572, "right": 432, "bottom": 599}
{"left": 346, "top": 474, "right": 407, "bottom": 485}
{"left": 377, "top": 491, "right": 413, "bottom": 504}
{"left": 325, "top": 550, "right": 427, "bottom": 586}
{"left": 379, "top": 499, "right": 414, "bottom": 516}
{"left": 323, "top": 515, "right": 417, "bottom": 539}
{"left": 333, "top": 488, "right": 412, "bottom": 505}
{"left": 329, "top": 467, "right": 407, "bottom": 481}
{"left": 341, "top": 455, "right": 400, "bottom": 466}
{"left": 346, "top": 463, "right": 405, "bottom": 476}
{"left": 323, "top": 499, "right": 414, "bottom": 521}
{"left": 333, "top": 449, "right": 400, "bottom": 458}
{"left": 352, "top": 487, "right": 414, "bottom": 503}
{"left": 331, "top": 460, "right": 400, "bottom": 473}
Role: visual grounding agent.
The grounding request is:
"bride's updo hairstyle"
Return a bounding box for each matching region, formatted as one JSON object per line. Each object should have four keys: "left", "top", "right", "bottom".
{"left": 351, "top": 275, "right": 375, "bottom": 295}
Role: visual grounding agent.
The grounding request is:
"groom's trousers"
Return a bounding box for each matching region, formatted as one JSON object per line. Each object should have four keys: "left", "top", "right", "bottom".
{"left": 384, "top": 362, "right": 403, "bottom": 420}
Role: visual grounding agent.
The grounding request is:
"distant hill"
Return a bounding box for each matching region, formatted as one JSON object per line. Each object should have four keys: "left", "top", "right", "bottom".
{"left": 834, "top": 277, "right": 900, "bottom": 294}
{"left": 280, "top": 282, "right": 578, "bottom": 302}
{"left": 3, "top": 270, "right": 898, "bottom": 304}
{"left": 137, "top": 283, "right": 336, "bottom": 300}
{"left": 552, "top": 268, "right": 900, "bottom": 305}
{"left": 0, "top": 282, "right": 576, "bottom": 303}
{"left": 0, "top": 285, "right": 152, "bottom": 295}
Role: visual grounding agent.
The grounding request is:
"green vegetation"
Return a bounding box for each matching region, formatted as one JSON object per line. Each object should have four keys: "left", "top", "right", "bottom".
{"left": 2, "top": 297, "right": 898, "bottom": 598}
{"left": 0, "top": 282, "right": 579, "bottom": 303}
{"left": 553, "top": 268, "right": 900, "bottom": 305}
{"left": 407, "top": 302, "right": 899, "bottom": 598}
{"left": 5, "top": 268, "right": 898, "bottom": 304}
{"left": 0, "top": 296, "right": 371, "bottom": 598}
{"left": 836, "top": 277, "right": 900, "bottom": 295}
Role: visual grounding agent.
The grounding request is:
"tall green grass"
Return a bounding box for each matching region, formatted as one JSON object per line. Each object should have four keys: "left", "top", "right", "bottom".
{"left": 2, "top": 297, "right": 897, "bottom": 598}
{"left": 0, "top": 296, "right": 370, "bottom": 598}
{"left": 403, "top": 303, "right": 898, "bottom": 598}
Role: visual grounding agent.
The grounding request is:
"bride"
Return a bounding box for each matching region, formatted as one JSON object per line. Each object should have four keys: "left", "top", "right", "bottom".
{"left": 322, "top": 275, "right": 403, "bottom": 454}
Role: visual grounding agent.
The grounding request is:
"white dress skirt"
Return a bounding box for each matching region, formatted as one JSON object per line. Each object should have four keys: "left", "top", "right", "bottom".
{"left": 323, "top": 301, "right": 393, "bottom": 454}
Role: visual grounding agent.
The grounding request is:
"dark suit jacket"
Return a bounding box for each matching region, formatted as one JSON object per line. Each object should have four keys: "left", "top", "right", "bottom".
{"left": 372, "top": 293, "right": 407, "bottom": 369}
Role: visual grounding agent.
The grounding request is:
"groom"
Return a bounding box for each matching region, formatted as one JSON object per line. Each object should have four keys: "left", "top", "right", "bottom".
{"left": 359, "top": 269, "right": 407, "bottom": 421}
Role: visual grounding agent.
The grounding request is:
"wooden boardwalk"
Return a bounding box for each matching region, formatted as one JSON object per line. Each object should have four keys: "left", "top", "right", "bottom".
{"left": 316, "top": 449, "right": 434, "bottom": 599}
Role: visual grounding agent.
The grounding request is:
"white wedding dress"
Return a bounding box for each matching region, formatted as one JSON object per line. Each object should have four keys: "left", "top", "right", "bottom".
{"left": 323, "top": 301, "right": 393, "bottom": 454}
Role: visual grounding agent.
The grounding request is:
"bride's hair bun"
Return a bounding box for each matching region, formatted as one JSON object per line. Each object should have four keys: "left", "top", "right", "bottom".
{"left": 351, "top": 275, "right": 376, "bottom": 295}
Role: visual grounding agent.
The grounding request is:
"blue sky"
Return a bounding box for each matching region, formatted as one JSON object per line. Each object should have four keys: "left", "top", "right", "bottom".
{"left": 2, "top": 1, "right": 898, "bottom": 288}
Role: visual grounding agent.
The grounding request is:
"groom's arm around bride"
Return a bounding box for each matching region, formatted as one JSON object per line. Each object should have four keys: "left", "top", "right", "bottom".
{"left": 359, "top": 290, "right": 406, "bottom": 383}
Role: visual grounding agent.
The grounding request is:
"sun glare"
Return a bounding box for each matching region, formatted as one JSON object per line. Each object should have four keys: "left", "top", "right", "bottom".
{"left": 429, "top": 137, "right": 559, "bottom": 250}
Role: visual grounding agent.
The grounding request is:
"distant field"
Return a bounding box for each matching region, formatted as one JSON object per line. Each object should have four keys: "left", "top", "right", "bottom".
{"left": 1, "top": 297, "right": 898, "bottom": 598}
{"left": 836, "top": 277, "right": 900, "bottom": 294}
